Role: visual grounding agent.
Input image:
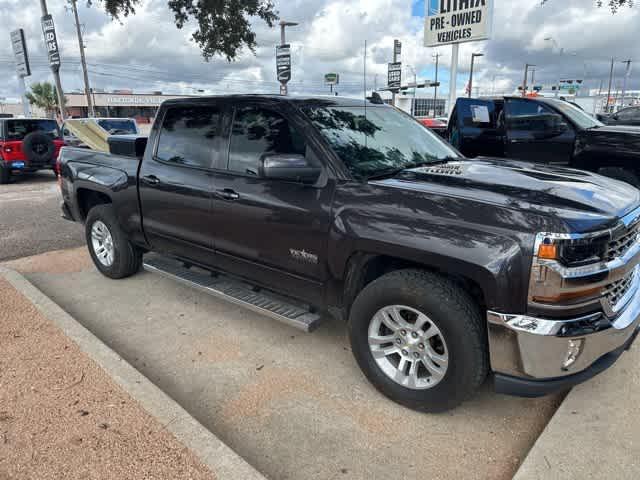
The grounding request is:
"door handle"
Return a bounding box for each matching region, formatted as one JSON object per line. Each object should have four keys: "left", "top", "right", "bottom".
{"left": 218, "top": 188, "right": 240, "bottom": 200}
{"left": 141, "top": 175, "right": 160, "bottom": 186}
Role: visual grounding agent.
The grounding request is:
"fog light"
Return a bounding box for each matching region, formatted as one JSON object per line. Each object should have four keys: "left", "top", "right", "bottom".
{"left": 562, "top": 339, "right": 584, "bottom": 370}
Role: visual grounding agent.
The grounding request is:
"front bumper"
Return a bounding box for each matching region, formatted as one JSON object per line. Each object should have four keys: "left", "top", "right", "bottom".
{"left": 488, "top": 283, "right": 640, "bottom": 396}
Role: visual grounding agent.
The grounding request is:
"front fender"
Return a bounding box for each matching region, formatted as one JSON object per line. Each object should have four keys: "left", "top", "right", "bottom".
{"left": 328, "top": 207, "right": 534, "bottom": 313}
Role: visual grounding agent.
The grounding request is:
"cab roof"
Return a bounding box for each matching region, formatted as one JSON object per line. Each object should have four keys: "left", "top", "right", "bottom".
{"left": 161, "top": 94, "right": 388, "bottom": 108}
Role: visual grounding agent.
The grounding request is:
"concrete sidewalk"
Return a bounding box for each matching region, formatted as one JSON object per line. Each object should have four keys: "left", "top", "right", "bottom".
{"left": 4, "top": 247, "right": 564, "bottom": 480}
{"left": 515, "top": 339, "right": 639, "bottom": 479}
{"left": 0, "top": 265, "right": 265, "bottom": 480}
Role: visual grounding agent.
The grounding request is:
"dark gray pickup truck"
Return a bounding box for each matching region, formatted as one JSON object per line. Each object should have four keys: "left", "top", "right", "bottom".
{"left": 59, "top": 95, "right": 640, "bottom": 412}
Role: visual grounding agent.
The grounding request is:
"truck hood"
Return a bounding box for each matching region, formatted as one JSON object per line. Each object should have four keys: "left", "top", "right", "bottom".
{"left": 374, "top": 158, "right": 640, "bottom": 232}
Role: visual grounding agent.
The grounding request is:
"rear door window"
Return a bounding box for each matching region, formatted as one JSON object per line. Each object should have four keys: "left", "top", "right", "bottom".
{"left": 155, "top": 105, "right": 221, "bottom": 168}
{"left": 97, "top": 119, "right": 137, "bottom": 134}
{"left": 6, "top": 119, "right": 60, "bottom": 140}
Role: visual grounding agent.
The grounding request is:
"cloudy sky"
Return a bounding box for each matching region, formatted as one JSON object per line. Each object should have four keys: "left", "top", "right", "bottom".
{"left": 0, "top": 0, "right": 638, "bottom": 102}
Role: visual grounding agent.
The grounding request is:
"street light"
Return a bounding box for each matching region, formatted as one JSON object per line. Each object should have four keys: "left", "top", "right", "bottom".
{"left": 468, "top": 53, "right": 484, "bottom": 98}
{"left": 545, "top": 37, "right": 565, "bottom": 97}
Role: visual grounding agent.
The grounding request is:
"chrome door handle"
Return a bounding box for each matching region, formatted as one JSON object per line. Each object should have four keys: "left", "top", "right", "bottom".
{"left": 141, "top": 175, "right": 160, "bottom": 186}
{"left": 219, "top": 189, "right": 240, "bottom": 200}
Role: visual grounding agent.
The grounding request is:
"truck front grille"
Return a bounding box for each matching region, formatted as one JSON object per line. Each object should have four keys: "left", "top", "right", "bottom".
{"left": 604, "top": 269, "right": 636, "bottom": 312}
{"left": 606, "top": 222, "right": 640, "bottom": 261}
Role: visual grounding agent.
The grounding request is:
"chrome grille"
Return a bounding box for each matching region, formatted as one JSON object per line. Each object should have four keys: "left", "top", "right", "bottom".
{"left": 604, "top": 269, "right": 636, "bottom": 311}
{"left": 606, "top": 222, "right": 640, "bottom": 261}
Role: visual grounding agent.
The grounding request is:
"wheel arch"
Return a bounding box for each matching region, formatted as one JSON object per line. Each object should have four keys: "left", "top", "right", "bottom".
{"left": 339, "top": 251, "right": 492, "bottom": 321}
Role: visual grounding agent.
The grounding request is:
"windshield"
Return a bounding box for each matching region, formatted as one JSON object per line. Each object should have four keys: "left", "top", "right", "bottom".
{"left": 551, "top": 100, "right": 603, "bottom": 130}
{"left": 6, "top": 119, "right": 60, "bottom": 140}
{"left": 97, "top": 119, "right": 137, "bottom": 134}
{"left": 303, "top": 106, "right": 460, "bottom": 180}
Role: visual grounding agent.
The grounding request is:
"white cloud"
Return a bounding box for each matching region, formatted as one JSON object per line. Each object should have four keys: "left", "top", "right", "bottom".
{"left": 0, "top": 0, "right": 638, "bottom": 100}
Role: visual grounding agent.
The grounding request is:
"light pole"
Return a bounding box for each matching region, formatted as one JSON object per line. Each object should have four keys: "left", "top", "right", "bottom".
{"left": 620, "top": 59, "right": 632, "bottom": 108}
{"left": 522, "top": 63, "right": 536, "bottom": 97}
{"left": 278, "top": 20, "right": 298, "bottom": 96}
{"left": 606, "top": 57, "right": 615, "bottom": 113}
{"left": 468, "top": 53, "right": 483, "bottom": 98}
{"left": 407, "top": 64, "right": 417, "bottom": 115}
{"left": 545, "top": 37, "right": 565, "bottom": 98}
{"left": 433, "top": 53, "right": 442, "bottom": 117}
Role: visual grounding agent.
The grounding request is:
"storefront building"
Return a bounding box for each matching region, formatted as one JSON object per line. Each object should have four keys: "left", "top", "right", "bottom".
{"left": 64, "top": 91, "right": 193, "bottom": 124}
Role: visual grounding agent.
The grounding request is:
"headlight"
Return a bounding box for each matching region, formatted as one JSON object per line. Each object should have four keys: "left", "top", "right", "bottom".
{"left": 530, "top": 232, "right": 609, "bottom": 306}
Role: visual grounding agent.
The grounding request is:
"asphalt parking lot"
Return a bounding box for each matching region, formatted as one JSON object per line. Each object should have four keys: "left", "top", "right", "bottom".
{"left": 0, "top": 171, "right": 84, "bottom": 261}
{"left": 9, "top": 247, "right": 564, "bottom": 480}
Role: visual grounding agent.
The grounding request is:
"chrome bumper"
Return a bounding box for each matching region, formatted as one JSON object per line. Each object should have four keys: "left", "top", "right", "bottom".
{"left": 487, "top": 285, "right": 640, "bottom": 379}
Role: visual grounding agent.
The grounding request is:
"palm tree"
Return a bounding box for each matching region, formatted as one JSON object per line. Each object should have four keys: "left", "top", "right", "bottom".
{"left": 25, "top": 82, "right": 65, "bottom": 118}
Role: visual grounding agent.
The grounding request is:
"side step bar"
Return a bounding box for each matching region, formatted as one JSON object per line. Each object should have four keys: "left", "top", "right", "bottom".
{"left": 143, "top": 254, "right": 324, "bottom": 333}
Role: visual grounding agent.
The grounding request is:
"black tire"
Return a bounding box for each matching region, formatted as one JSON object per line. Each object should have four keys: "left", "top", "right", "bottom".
{"left": 348, "top": 269, "right": 489, "bottom": 413}
{"left": 0, "top": 166, "right": 10, "bottom": 185}
{"left": 85, "top": 204, "right": 142, "bottom": 279}
{"left": 598, "top": 167, "right": 640, "bottom": 188}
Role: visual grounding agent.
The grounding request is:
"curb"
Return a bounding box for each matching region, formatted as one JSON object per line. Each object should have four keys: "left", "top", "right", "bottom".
{"left": 0, "top": 266, "right": 266, "bottom": 480}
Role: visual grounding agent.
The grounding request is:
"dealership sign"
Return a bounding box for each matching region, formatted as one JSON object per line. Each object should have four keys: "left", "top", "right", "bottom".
{"left": 10, "top": 29, "right": 30, "bottom": 77}
{"left": 424, "top": 0, "right": 493, "bottom": 47}
{"left": 387, "top": 62, "right": 402, "bottom": 91}
{"left": 41, "top": 14, "right": 61, "bottom": 72}
{"left": 276, "top": 44, "right": 292, "bottom": 83}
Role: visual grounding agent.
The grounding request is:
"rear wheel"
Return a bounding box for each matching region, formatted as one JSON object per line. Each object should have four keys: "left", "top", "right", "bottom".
{"left": 0, "top": 166, "right": 10, "bottom": 184}
{"left": 85, "top": 204, "right": 142, "bottom": 279}
{"left": 348, "top": 269, "right": 489, "bottom": 412}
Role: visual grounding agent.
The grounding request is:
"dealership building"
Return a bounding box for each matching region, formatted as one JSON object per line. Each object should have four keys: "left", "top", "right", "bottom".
{"left": 63, "top": 90, "right": 193, "bottom": 124}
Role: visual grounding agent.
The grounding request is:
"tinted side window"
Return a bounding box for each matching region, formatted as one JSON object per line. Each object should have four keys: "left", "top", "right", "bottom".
{"left": 156, "top": 106, "right": 220, "bottom": 168}
{"left": 458, "top": 102, "right": 495, "bottom": 128}
{"left": 228, "top": 108, "right": 306, "bottom": 176}
{"left": 618, "top": 108, "right": 640, "bottom": 121}
{"left": 506, "top": 100, "right": 566, "bottom": 131}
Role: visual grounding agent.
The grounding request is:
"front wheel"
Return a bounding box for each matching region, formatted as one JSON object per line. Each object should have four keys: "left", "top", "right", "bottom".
{"left": 85, "top": 204, "right": 142, "bottom": 279}
{"left": 348, "top": 269, "right": 489, "bottom": 412}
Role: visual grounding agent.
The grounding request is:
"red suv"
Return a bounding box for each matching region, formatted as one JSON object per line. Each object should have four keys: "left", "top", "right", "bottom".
{"left": 0, "top": 118, "right": 64, "bottom": 184}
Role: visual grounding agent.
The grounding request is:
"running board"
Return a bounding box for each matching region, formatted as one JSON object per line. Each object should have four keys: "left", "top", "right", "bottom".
{"left": 143, "top": 254, "right": 324, "bottom": 333}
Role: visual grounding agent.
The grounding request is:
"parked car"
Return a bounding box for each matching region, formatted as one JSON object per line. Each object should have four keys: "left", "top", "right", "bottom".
{"left": 59, "top": 94, "right": 640, "bottom": 412}
{"left": 448, "top": 96, "right": 640, "bottom": 186}
{"left": 0, "top": 117, "right": 63, "bottom": 184}
{"left": 598, "top": 106, "right": 640, "bottom": 127}
{"left": 417, "top": 117, "right": 448, "bottom": 138}
{"left": 62, "top": 117, "right": 139, "bottom": 148}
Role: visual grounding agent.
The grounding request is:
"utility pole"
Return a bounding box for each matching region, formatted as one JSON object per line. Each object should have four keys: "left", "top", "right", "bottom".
{"left": 39, "top": 0, "right": 65, "bottom": 120}
{"left": 448, "top": 44, "right": 459, "bottom": 115}
{"left": 620, "top": 59, "right": 632, "bottom": 108}
{"left": 433, "top": 53, "right": 441, "bottom": 117}
{"left": 71, "top": 0, "right": 94, "bottom": 117}
{"left": 606, "top": 57, "right": 615, "bottom": 113}
{"left": 468, "top": 53, "right": 483, "bottom": 98}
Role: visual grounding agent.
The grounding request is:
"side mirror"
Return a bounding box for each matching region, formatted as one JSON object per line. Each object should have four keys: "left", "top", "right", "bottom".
{"left": 261, "top": 153, "right": 321, "bottom": 184}
{"left": 612, "top": 114, "right": 619, "bottom": 121}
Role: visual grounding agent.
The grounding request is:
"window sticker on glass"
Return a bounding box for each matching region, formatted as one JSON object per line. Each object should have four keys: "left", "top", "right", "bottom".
{"left": 471, "top": 105, "right": 490, "bottom": 123}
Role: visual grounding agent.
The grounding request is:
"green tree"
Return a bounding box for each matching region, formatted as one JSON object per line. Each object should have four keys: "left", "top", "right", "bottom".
{"left": 90, "top": 0, "right": 278, "bottom": 61}
{"left": 543, "top": 0, "right": 633, "bottom": 12}
{"left": 25, "top": 82, "right": 66, "bottom": 118}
